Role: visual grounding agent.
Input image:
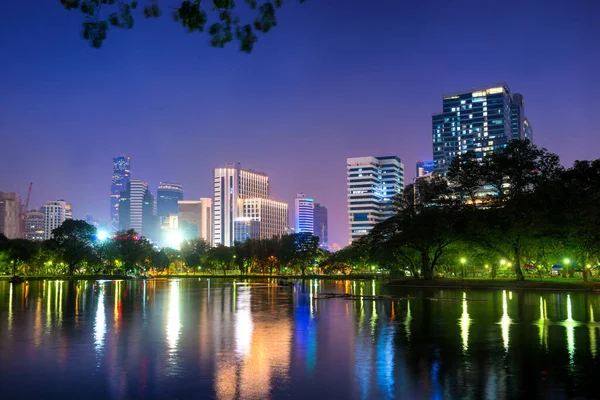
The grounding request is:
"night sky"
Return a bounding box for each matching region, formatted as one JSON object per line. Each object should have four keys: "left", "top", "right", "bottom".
{"left": 1, "top": 0, "right": 598, "bottom": 246}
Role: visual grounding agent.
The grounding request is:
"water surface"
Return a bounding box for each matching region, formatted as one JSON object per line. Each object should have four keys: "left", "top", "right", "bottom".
{"left": 0, "top": 279, "right": 599, "bottom": 399}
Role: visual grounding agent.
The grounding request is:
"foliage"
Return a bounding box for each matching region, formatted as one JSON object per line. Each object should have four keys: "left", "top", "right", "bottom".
{"left": 51, "top": 219, "right": 98, "bottom": 275}
{"left": 60, "top": 0, "right": 306, "bottom": 51}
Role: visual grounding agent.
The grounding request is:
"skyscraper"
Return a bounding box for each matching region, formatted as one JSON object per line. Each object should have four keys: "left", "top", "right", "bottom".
{"left": 110, "top": 155, "right": 131, "bottom": 231}
{"left": 0, "top": 192, "right": 22, "bottom": 239}
{"left": 313, "top": 203, "right": 328, "bottom": 249}
{"left": 178, "top": 198, "right": 212, "bottom": 244}
{"left": 432, "top": 83, "right": 533, "bottom": 176}
{"left": 416, "top": 160, "right": 434, "bottom": 177}
{"left": 43, "top": 200, "right": 67, "bottom": 240}
{"left": 142, "top": 188, "right": 158, "bottom": 241}
{"left": 347, "top": 156, "right": 404, "bottom": 243}
{"left": 119, "top": 180, "right": 149, "bottom": 236}
{"left": 24, "top": 209, "right": 45, "bottom": 240}
{"left": 157, "top": 182, "right": 184, "bottom": 222}
{"left": 213, "top": 163, "right": 269, "bottom": 246}
{"left": 294, "top": 193, "right": 314, "bottom": 234}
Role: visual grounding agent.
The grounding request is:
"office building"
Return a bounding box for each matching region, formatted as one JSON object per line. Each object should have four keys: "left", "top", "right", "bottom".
{"left": 43, "top": 200, "right": 67, "bottom": 240}
{"left": 240, "top": 198, "right": 288, "bottom": 241}
{"left": 432, "top": 83, "right": 533, "bottom": 175}
{"left": 142, "top": 188, "right": 159, "bottom": 241}
{"left": 157, "top": 182, "right": 184, "bottom": 222}
{"left": 178, "top": 198, "right": 212, "bottom": 244}
{"left": 0, "top": 192, "right": 22, "bottom": 239}
{"left": 234, "top": 218, "right": 261, "bottom": 243}
{"left": 347, "top": 156, "right": 404, "bottom": 243}
{"left": 110, "top": 155, "right": 131, "bottom": 231}
{"left": 294, "top": 193, "right": 314, "bottom": 234}
{"left": 313, "top": 203, "right": 328, "bottom": 249}
{"left": 119, "top": 180, "right": 150, "bottom": 236}
{"left": 213, "top": 163, "right": 269, "bottom": 246}
{"left": 25, "top": 210, "right": 45, "bottom": 240}
{"left": 416, "top": 160, "right": 434, "bottom": 178}
{"left": 65, "top": 203, "right": 73, "bottom": 220}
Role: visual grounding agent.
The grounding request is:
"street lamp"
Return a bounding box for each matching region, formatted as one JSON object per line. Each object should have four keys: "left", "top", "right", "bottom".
{"left": 564, "top": 258, "right": 571, "bottom": 278}
{"left": 460, "top": 258, "right": 467, "bottom": 281}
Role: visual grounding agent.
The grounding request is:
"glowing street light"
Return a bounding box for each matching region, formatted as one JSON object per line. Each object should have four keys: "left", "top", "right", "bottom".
{"left": 97, "top": 230, "right": 109, "bottom": 241}
{"left": 166, "top": 231, "right": 184, "bottom": 250}
{"left": 564, "top": 258, "right": 571, "bottom": 265}
{"left": 460, "top": 258, "right": 467, "bottom": 264}
{"left": 500, "top": 259, "right": 506, "bottom": 266}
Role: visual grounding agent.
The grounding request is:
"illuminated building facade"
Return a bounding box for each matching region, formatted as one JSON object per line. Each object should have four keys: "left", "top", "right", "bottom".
{"left": 110, "top": 155, "right": 131, "bottom": 231}
{"left": 347, "top": 156, "right": 404, "bottom": 243}
{"left": 157, "top": 182, "right": 183, "bottom": 222}
{"left": 119, "top": 180, "right": 152, "bottom": 236}
{"left": 432, "top": 83, "right": 533, "bottom": 176}
{"left": 294, "top": 193, "right": 314, "bottom": 234}
{"left": 233, "top": 218, "right": 261, "bottom": 242}
{"left": 240, "top": 198, "right": 288, "bottom": 241}
{"left": 213, "top": 163, "right": 269, "bottom": 246}
{"left": 0, "top": 192, "right": 22, "bottom": 239}
{"left": 43, "top": 200, "right": 67, "bottom": 239}
{"left": 25, "top": 209, "right": 45, "bottom": 240}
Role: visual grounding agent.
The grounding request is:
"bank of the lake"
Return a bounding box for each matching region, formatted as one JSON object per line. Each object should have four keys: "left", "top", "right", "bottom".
{"left": 2, "top": 274, "right": 600, "bottom": 291}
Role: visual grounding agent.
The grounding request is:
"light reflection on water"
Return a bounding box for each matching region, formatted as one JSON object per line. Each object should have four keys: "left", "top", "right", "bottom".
{"left": 0, "top": 279, "right": 599, "bottom": 399}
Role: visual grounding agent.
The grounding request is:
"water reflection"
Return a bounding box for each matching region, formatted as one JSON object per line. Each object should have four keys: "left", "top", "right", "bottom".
{"left": 459, "top": 292, "right": 471, "bottom": 353}
{"left": 1, "top": 279, "right": 600, "bottom": 400}
{"left": 499, "top": 290, "right": 511, "bottom": 351}
{"left": 166, "top": 280, "right": 181, "bottom": 374}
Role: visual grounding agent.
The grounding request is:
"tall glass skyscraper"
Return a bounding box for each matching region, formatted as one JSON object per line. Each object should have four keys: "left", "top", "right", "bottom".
{"left": 432, "top": 83, "right": 533, "bottom": 176}
{"left": 157, "top": 182, "right": 184, "bottom": 222}
{"left": 313, "top": 203, "right": 328, "bottom": 249}
{"left": 294, "top": 193, "right": 314, "bottom": 234}
{"left": 118, "top": 180, "right": 149, "bottom": 236}
{"left": 110, "top": 155, "right": 131, "bottom": 231}
{"left": 347, "top": 156, "right": 404, "bottom": 244}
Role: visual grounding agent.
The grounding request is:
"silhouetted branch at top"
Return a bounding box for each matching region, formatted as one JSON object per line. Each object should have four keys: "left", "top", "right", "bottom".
{"left": 60, "top": 0, "right": 306, "bottom": 52}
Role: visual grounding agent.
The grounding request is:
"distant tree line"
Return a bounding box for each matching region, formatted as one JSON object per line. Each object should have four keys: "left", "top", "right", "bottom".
{"left": 0, "top": 221, "right": 330, "bottom": 277}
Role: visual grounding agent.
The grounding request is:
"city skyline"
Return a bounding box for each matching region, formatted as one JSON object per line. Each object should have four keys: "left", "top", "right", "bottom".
{"left": 0, "top": 1, "right": 598, "bottom": 247}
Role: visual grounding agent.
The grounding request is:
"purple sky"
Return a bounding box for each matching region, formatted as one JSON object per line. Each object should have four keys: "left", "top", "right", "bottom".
{"left": 1, "top": 0, "right": 599, "bottom": 246}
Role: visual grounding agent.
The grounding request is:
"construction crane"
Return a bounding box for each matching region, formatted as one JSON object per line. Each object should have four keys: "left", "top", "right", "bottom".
{"left": 20, "top": 182, "right": 33, "bottom": 237}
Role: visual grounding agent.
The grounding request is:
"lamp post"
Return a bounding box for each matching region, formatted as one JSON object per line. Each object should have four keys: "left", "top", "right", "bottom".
{"left": 564, "top": 258, "right": 571, "bottom": 278}
{"left": 460, "top": 258, "right": 467, "bottom": 282}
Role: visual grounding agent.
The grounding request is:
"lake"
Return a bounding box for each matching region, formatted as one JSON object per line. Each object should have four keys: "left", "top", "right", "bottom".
{"left": 0, "top": 278, "right": 599, "bottom": 399}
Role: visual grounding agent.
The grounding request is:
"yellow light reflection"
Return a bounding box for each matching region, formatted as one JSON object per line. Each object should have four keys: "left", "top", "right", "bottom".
{"left": 590, "top": 302, "right": 597, "bottom": 358}
{"left": 114, "top": 280, "right": 121, "bottom": 334}
{"left": 235, "top": 288, "right": 253, "bottom": 357}
{"left": 500, "top": 290, "right": 511, "bottom": 352}
{"left": 535, "top": 297, "right": 549, "bottom": 351}
{"left": 34, "top": 297, "right": 42, "bottom": 346}
{"left": 166, "top": 281, "right": 181, "bottom": 370}
{"left": 405, "top": 300, "right": 412, "bottom": 341}
{"left": 459, "top": 292, "right": 471, "bottom": 353}
{"left": 370, "top": 300, "right": 378, "bottom": 336}
{"left": 8, "top": 283, "right": 13, "bottom": 334}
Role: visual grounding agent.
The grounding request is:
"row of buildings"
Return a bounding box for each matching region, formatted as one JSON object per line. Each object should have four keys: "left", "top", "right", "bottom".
{"left": 0, "top": 195, "right": 73, "bottom": 241}
{"left": 346, "top": 82, "right": 533, "bottom": 243}
{"left": 109, "top": 159, "right": 329, "bottom": 249}
{"left": 1, "top": 83, "right": 531, "bottom": 247}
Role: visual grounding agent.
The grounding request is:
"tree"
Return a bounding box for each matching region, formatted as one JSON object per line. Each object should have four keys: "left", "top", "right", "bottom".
{"left": 109, "top": 229, "right": 154, "bottom": 274}
{"left": 0, "top": 237, "right": 38, "bottom": 276}
{"left": 60, "top": 0, "right": 306, "bottom": 51}
{"left": 52, "top": 219, "right": 97, "bottom": 275}
{"left": 180, "top": 238, "right": 210, "bottom": 271}
{"left": 208, "top": 244, "right": 235, "bottom": 275}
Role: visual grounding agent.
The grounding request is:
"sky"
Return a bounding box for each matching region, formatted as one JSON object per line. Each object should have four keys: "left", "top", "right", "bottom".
{"left": 0, "top": 0, "right": 599, "bottom": 246}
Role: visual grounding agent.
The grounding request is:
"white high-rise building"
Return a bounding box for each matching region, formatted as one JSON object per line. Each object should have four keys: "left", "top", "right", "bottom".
{"left": 347, "top": 156, "right": 404, "bottom": 244}
{"left": 294, "top": 193, "right": 314, "bottom": 234}
{"left": 129, "top": 180, "right": 148, "bottom": 235}
{"left": 43, "top": 200, "right": 67, "bottom": 239}
{"left": 241, "top": 198, "right": 288, "bottom": 241}
{"left": 213, "top": 163, "right": 269, "bottom": 246}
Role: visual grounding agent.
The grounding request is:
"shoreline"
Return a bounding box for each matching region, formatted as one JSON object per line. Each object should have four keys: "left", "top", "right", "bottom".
{"left": 1, "top": 275, "right": 599, "bottom": 291}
